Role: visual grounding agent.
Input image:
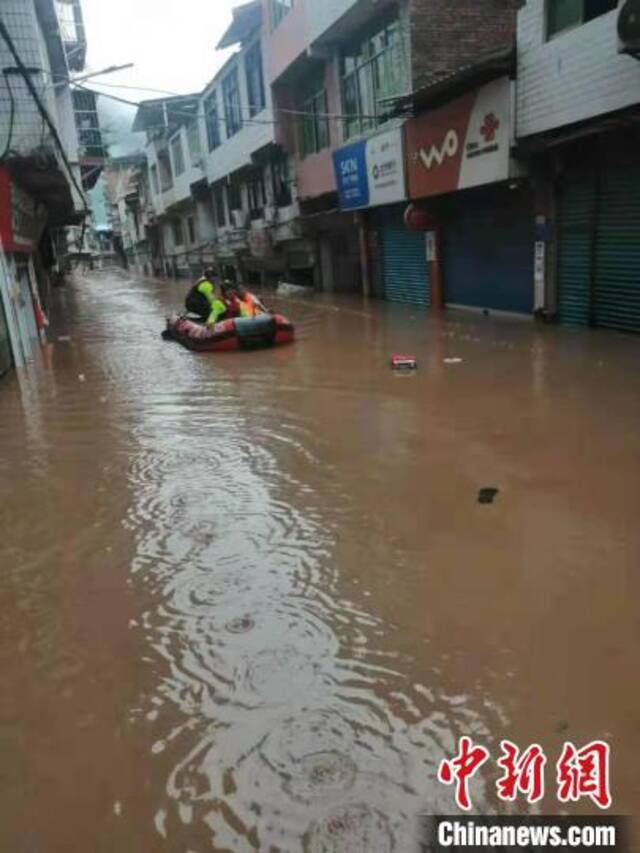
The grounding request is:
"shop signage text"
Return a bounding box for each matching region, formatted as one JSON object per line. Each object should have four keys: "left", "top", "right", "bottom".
{"left": 0, "top": 168, "right": 46, "bottom": 253}
{"left": 334, "top": 127, "right": 407, "bottom": 211}
{"left": 405, "top": 77, "right": 511, "bottom": 200}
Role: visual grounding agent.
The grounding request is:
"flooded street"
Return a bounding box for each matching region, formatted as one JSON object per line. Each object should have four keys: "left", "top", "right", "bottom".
{"left": 1, "top": 270, "right": 639, "bottom": 851}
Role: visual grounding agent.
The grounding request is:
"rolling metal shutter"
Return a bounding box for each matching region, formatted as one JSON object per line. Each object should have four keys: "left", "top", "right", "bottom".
{"left": 381, "top": 225, "right": 430, "bottom": 307}
{"left": 594, "top": 164, "right": 640, "bottom": 334}
{"left": 558, "top": 159, "right": 640, "bottom": 334}
{"left": 558, "top": 169, "right": 596, "bottom": 327}
{"left": 371, "top": 204, "right": 430, "bottom": 307}
{"left": 442, "top": 187, "right": 534, "bottom": 314}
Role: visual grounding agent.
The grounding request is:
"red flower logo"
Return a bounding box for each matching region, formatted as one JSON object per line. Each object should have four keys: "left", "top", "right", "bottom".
{"left": 480, "top": 112, "right": 500, "bottom": 143}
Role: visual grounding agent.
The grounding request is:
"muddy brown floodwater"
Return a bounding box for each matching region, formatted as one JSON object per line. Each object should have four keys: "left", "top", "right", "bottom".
{"left": 0, "top": 270, "right": 639, "bottom": 851}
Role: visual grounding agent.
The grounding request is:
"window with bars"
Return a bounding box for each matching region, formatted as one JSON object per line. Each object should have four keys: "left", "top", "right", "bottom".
{"left": 227, "top": 180, "right": 243, "bottom": 214}
{"left": 247, "top": 170, "right": 266, "bottom": 219}
{"left": 171, "top": 134, "right": 185, "bottom": 177}
{"left": 271, "top": 0, "right": 293, "bottom": 30}
{"left": 547, "top": 0, "right": 617, "bottom": 38}
{"left": 205, "top": 92, "right": 220, "bottom": 151}
{"left": 187, "top": 216, "right": 197, "bottom": 244}
{"left": 158, "top": 149, "right": 173, "bottom": 191}
{"left": 186, "top": 120, "right": 201, "bottom": 165}
{"left": 223, "top": 69, "right": 243, "bottom": 138}
{"left": 341, "top": 14, "right": 406, "bottom": 140}
{"left": 245, "top": 42, "right": 266, "bottom": 117}
{"left": 299, "top": 73, "right": 330, "bottom": 158}
{"left": 149, "top": 164, "right": 159, "bottom": 195}
{"left": 214, "top": 184, "right": 226, "bottom": 227}
{"left": 271, "top": 150, "right": 292, "bottom": 208}
{"left": 172, "top": 219, "right": 184, "bottom": 246}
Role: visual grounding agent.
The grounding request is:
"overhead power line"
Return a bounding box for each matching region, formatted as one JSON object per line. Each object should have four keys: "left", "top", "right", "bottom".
{"left": 78, "top": 80, "right": 392, "bottom": 128}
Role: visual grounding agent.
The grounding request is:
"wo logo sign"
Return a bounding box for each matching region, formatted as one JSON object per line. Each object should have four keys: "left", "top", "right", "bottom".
{"left": 416, "top": 129, "right": 459, "bottom": 170}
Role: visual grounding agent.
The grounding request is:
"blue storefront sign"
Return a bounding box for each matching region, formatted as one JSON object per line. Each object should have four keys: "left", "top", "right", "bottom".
{"left": 333, "top": 141, "right": 369, "bottom": 210}
{"left": 333, "top": 127, "right": 407, "bottom": 212}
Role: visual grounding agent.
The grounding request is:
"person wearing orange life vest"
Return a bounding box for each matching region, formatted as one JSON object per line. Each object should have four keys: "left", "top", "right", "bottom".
{"left": 236, "top": 283, "right": 268, "bottom": 318}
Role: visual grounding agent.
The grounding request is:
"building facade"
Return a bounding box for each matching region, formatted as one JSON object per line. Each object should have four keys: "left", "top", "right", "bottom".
{"left": 267, "top": 0, "right": 524, "bottom": 304}
{"left": 0, "top": 0, "right": 104, "bottom": 375}
{"left": 516, "top": 0, "right": 640, "bottom": 333}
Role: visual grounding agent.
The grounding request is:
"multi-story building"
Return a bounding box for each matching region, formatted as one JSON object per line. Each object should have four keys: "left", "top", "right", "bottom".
{"left": 134, "top": 1, "right": 301, "bottom": 286}
{"left": 516, "top": 0, "right": 640, "bottom": 333}
{"left": 266, "top": 0, "right": 524, "bottom": 303}
{"left": 0, "top": 0, "right": 104, "bottom": 375}
{"left": 102, "top": 155, "right": 153, "bottom": 274}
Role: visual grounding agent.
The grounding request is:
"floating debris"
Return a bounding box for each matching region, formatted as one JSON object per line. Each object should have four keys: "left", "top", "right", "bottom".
{"left": 391, "top": 354, "right": 417, "bottom": 370}
{"left": 478, "top": 487, "right": 499, "bottom": 505}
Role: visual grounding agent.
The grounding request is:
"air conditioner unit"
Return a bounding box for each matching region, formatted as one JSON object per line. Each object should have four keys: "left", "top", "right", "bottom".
{"left": 618, "top": 0, "right": 640, "bottom": 57}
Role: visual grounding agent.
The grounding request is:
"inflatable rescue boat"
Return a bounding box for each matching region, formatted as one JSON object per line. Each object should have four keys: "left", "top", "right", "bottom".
{"left": 163, "top": 313, "right": 295, "bottom": 353}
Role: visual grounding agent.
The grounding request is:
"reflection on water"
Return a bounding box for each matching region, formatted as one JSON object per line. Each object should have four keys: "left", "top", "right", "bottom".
{"left": 0, "top": 271, "right": 639, "bottom": 851}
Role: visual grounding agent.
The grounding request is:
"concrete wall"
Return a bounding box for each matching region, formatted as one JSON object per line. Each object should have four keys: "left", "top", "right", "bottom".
{"left": 517, "top": 1, "right": 640, "bottom": 138}
{"left": 306, "top": 0, "right": 360, "bottom": 44}
{"left": 264, "top": 0, "right": 309, "bottom": 84}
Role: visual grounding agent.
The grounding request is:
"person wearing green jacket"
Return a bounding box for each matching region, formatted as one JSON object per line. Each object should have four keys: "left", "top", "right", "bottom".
{"left": 185, "top": 269, "right": 228, "bottom": 325}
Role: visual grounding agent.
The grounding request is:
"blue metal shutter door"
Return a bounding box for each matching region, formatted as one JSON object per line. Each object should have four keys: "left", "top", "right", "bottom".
{"left": 381, "top": 227, "right": 430, "bottom": 307}
{"left": 442, "top": 188, "right": 534, "bottom": 314}
{"left": 557, "top": 168, "right": 596, "bottom": 326}
{"left": 594, "top": 163, "right": 640, "bottom": 334}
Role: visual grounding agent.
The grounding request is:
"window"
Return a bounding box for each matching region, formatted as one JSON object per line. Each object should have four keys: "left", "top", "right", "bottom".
{"left": 171, "top": 134, "right": 185, "bottom": 176}
{"left": 157, "top": 149, "right": 173, "bottom": 191}
{"left": 227, "top": 179, "right": 242, "bottom": 213}
{"left": 205, "top": 91, "right": 220, "bottom": 151}
{"left": 247, "top": 169, "right": 266, "bottom": 219}
{"left": 150, "top": 164, "right": 159, "bottom": 195}
{"left": 222, "top": 69, "right": 243, "bottom": 138}
{"left": 187, "top": 120, "right": 201, "bottom": 165}
{"left": 214, "top": 184, "right": 226, "bottom": 226}
{"left": 245, "top": 42, "right": 266, "bottom": 117}
{"left": 547, "top": 0, "right": 617, "bottom": 38}
{"left": 299, "top": 75, "right": 329, "bottom": 158}
{"left": 271, "top": 150, "right": 292, "bottom": 207}
{"left": 271, "top": 0, "right": 293, "bottom": 30}
{"left": 172, "top": 219, "right": 184, "bottom": 246}
{"left": 187, "top": 216, "right": 197, "bottom": 244}
{"left": 341, "top": 15, "right": 406, "bottom": 139}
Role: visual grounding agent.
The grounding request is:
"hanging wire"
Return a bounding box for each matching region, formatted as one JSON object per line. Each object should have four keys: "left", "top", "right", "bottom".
{"left": 75, "top": 79, "right": 390, "bottom": 127}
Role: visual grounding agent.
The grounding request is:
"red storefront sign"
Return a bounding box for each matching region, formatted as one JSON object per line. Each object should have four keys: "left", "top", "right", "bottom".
{"left": 405, "top": 77, "right": 512, "bottom": 200}
{"left": 0, "top": 168, "right": 47, "bottom": 253}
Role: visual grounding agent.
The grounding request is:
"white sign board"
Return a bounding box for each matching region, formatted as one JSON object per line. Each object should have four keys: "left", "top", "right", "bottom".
{"left": 366, "top": 127, "right": 406, "bottom": 208}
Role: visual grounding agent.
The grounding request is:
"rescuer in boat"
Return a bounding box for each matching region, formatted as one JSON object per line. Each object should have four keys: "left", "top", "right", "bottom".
{"left": 185, "top": 269, "right": 228, "bottom": 325}
{"left": 236, "top": 283, "right": 268, "bottom": 318}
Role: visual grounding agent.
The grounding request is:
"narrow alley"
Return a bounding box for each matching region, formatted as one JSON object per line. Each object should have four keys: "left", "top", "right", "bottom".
{"left": 0, "top": 272, "right": 639, "bottom": 850}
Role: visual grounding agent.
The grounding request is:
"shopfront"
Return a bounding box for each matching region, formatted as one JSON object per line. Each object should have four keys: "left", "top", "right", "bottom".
{"left": 0, "top": 167, "right": 48, "bottom": 370}
{"left": 404, "top": 77, "right": 535, "bottom": 315}
{"left": 556, "top": 132, "right": 640, "bottom": 334}
{"left": 333, "top": 125, "right": 429, "bottom": 305}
